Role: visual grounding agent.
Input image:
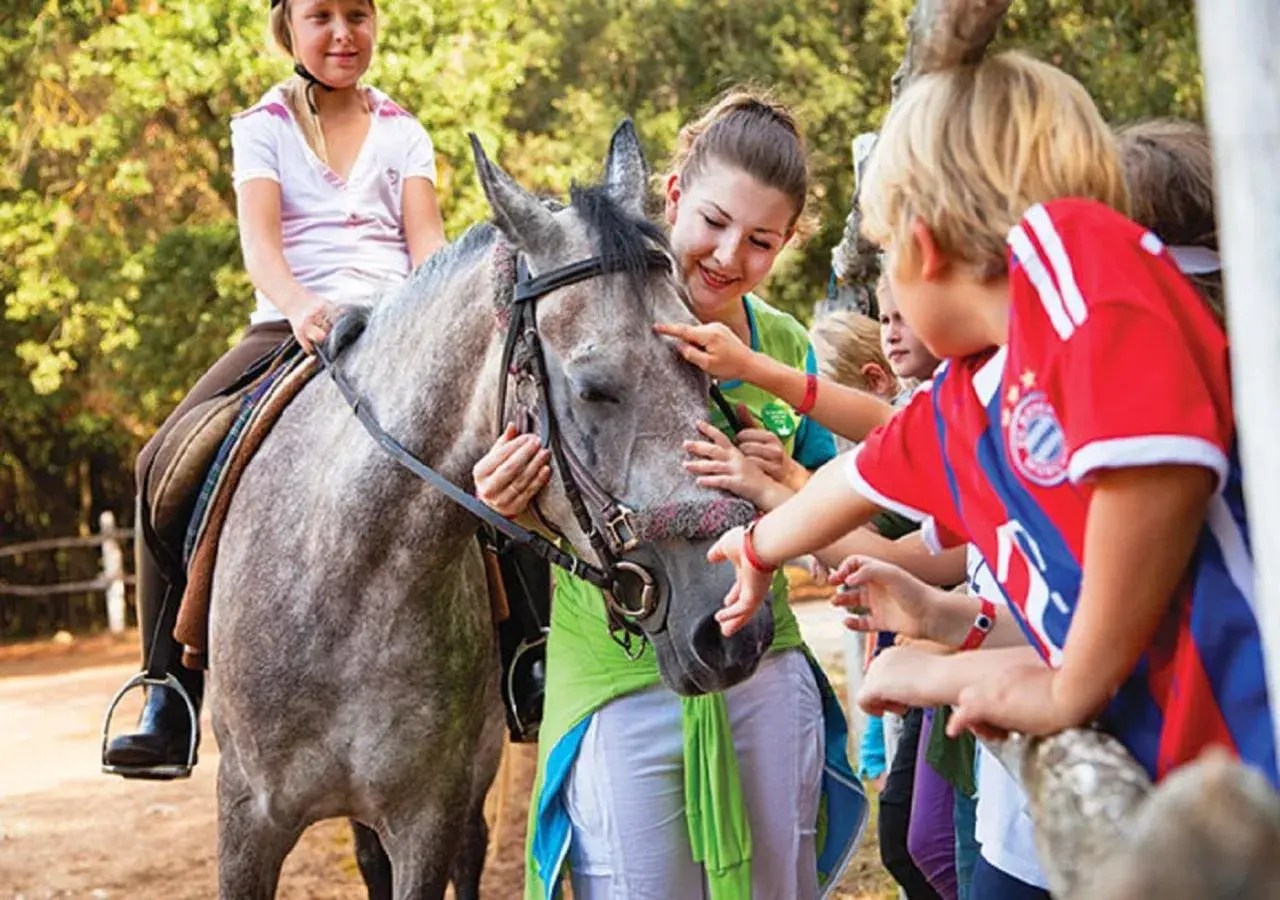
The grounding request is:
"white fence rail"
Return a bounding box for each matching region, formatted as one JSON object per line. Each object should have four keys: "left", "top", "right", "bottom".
{"left": 0, "top": 511, "right": 135, "bottom": 633}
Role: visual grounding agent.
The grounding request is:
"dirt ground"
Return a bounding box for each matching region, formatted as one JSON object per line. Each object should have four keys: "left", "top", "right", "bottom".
{"left": 0, "top": 626, "right": 894, "bottom": 899}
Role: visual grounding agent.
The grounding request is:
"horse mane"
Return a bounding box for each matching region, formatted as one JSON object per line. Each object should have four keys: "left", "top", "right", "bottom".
{"left": 329, "top": 183, "right": 668, "bottom": 356}
{"left": 568, "top": 182, "right": 671, "bottom": 295}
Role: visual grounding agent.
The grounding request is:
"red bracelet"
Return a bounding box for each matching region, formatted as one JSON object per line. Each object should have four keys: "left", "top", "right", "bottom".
{"left": 958, "top": 597, "right": 997, "bottom": 651}
{"left": 741, "top": 519, "right": 775, "bottom": 574}
{"left": 794, "top": 373, "right": 819, "bottom": 416}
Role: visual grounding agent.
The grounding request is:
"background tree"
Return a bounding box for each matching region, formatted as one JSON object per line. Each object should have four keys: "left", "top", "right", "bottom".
{"left": 0, "top": 0, "right": 1204, "bottom": 635}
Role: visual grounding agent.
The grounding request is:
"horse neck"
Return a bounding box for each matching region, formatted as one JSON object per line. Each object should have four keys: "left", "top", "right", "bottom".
{"left": 340, "top": 242, "right": 506, "bottom": 481}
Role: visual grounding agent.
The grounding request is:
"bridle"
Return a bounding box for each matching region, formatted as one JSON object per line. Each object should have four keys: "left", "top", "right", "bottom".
{"left": 318, "top": 243, "right": 678, "bottom": 654}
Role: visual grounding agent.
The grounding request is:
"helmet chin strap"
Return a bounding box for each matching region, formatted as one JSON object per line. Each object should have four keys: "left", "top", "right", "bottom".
{"left": 293, "top": 61, "right": 336, "bottom": 93}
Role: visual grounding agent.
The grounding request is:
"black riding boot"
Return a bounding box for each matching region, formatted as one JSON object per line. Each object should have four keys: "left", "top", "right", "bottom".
{"left": 103, "top": 509, "right": 203, "bottom": 775}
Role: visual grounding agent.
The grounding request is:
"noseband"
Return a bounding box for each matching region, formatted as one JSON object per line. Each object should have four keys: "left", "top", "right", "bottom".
{"left": 318, "top": 244, "right": 678, "bottom": 655}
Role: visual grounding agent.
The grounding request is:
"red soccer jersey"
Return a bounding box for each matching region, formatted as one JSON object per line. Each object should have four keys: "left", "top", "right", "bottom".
{"left": 849, "top": 198, "right": 1276, "bottom": 784}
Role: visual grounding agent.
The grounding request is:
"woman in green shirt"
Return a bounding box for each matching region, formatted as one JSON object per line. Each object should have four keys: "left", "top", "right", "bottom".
{"left": 474, "top": 90, "right": 866, "bottom": 900}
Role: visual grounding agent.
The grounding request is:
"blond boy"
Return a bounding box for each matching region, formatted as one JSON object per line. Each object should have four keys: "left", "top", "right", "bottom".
{"left": 707, "top": 52, "right": 1277, "bottom": 786}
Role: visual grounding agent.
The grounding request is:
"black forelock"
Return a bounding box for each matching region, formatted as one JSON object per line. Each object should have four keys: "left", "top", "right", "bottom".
{"left": 569, "top": 182, "right": 671, "bottom": 290}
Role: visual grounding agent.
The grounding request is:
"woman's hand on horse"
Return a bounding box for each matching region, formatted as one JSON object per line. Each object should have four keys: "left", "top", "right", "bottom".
{"left": 829, "top": 555, "right": 937, "bottom": 641}
{"left": 653, "top": 321, "right": 755, "bottom": 381}
{"left": 706, "top": 526, "right": 773, "bottom": 638}
{"left": 289, "top": 293, "right": 341, "bottom": 354}
{"left": 473, "top": 425, "right": 551, "bottom": 518}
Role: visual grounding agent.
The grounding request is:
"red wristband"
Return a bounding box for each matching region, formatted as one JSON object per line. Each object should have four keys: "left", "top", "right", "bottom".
{"left": 741, "top": 519, "right": 775, "bottom": 574}
{"left": 958, "top": 597, "right": 997, "bottom": 651}
{"left": 794, "top": 373, "right": 819, "bottom": 416}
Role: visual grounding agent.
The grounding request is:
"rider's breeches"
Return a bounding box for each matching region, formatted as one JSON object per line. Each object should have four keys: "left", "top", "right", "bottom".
{"left": 564, "top": 649, "right": 824, "bottom": 900}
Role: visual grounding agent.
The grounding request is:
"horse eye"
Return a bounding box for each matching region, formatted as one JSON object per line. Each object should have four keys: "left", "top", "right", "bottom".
{"left": 578, "top": 385, "right": 621, "bottom": 405}
{"left": 569, "top": 366, "right": 626, "bottom": 405}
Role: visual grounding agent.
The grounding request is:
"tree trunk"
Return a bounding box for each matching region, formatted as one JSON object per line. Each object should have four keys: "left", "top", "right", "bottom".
{"left": 828, "top": 0, "right": 1012, "bottom": 315}
{"left": 992, "top": 734, "right": 1280, "bottom": 899}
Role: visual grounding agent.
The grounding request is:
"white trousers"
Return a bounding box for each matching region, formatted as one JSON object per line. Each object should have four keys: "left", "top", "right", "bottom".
{"left": 564, "top": 649, "right": 825, "bottom": 900}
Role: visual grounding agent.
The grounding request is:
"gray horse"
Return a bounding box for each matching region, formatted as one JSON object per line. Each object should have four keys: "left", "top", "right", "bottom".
{"left": 207, "top": 122, "right": 773, "bottom": 899}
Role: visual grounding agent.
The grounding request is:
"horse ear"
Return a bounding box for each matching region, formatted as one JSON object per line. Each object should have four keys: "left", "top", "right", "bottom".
{"left": 602, "top": 119, "right": 648, "bottom": 218}
{"left": 469, "top": 133, "right": 564, "bottom": 259}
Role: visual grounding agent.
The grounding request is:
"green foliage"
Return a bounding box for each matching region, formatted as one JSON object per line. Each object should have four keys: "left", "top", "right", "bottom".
{"left": 0, "top": 0, "right": 1204, "bottom": 633}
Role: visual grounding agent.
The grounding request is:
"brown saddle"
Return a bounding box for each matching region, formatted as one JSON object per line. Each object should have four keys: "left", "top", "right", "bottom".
{"left": 146, "top": 393, "right": 244, "bottom": 546}
{"left": 140, "top": 344, "right": 318, "bottom": 670}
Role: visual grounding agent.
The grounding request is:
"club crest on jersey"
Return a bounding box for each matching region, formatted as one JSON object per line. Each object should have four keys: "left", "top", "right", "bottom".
{"left": 1007, "top": 391, "right": 1068, "bottom": 486}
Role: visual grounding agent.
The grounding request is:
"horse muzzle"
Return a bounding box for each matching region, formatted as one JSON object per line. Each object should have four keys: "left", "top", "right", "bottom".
{"left": 613, "top": 528, "right": 774, "bottom": 696}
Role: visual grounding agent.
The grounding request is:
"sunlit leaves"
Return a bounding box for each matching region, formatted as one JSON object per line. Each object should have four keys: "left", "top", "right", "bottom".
{"left": 0, "top": 0, "right": 1205, "bottom": 557}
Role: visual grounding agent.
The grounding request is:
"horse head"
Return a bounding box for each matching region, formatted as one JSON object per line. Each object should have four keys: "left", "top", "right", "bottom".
{"left": 472, "top": 122, "right": 773, "bottom": 695}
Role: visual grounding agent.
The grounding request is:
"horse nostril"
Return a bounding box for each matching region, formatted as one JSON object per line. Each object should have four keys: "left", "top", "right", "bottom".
{"left": 690, "top": 614, "right": 729, "bottom": 671}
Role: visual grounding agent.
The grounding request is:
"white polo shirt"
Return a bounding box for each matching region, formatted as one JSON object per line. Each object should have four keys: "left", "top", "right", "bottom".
{"left": 230, "top": 84, "right": 438, "bottom": 324}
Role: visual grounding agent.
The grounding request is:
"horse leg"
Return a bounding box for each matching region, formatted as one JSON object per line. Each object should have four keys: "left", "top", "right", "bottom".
{"left": 449, "top": 805, "right": 489, "bottom": 900}
{"left": 351, "top": 819, "right": 393, "bottom": 900}
{"left": 216, "top": 754, "right": 304, "bottom": 900}
{"left": 381, "top": 810, "right": 465, "bottom": 900}
{"left": 451, "top": 699, "right": 504, "bottom": 900}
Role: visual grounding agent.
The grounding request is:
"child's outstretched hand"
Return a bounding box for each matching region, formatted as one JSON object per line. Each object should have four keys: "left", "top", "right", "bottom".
{"left": 732, "top": 403, "right": 808, "bottom": 491}
{"left": 829, "top": 555, "right": 936, "bottom": 640}
{"left": 683, "top": 421, "right": 775, "bottom": 507}
{"left": 654, "top": 321, "right": 756, "bottom": 382}
{"left": 858, "top": 645, "right": 932, "bottom": 717}
{"left": 948, "top": 661, "right": 1079, "bottom": 741}
{"left": 706, "top": 526, "right": 774, "bottom": 637}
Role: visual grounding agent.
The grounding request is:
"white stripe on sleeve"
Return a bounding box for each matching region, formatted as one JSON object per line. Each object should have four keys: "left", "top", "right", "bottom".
{"left": 1007, "top": 224, "right": 1075, "bottom": 341}
{"left": 1024, "top": 204, "right": 1088, "bottom": 328}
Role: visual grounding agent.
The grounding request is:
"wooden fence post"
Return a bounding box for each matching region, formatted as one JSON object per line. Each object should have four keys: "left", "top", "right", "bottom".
{"left": 1196, "top": 0, "right": 1280, "bottom": 760}
{"left": 99, "top": 511, "right": 126, "bottom": 634}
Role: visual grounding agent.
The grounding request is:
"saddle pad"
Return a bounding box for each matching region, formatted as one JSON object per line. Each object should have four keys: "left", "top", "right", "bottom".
{"left": 145, "top": 337, "right": 299, "bottom": 553}
{"left": 173, "top": 355, "right": 319, "bottom": 668}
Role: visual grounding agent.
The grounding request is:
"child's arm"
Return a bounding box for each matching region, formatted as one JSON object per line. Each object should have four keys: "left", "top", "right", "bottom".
{"left": 708, "top": 457, "right": 882, "bottom": 636}
{"left": 711, "top": 388, "right": 962, "bottom": 638}
{"left": 816, "top": 529, "right": 968, "bottom": 587}
{"left": 403, "top": 177, "right": 447, "bottom": 266}
{"left": 830, "top": 554, "right": 1029, "bottom": 649}
{"left": 859, "top": 644, "right": 1045, "bottom": 718}
{"left": 654, "top": 321, "right": 896, "bottom": 442}
{"left": 950, "top": 464, "right": 1216, "bottom": 738}
{"left": 237, "top": 180, "right": 336, "bottom": 352}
